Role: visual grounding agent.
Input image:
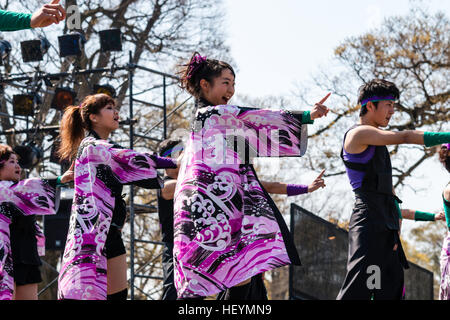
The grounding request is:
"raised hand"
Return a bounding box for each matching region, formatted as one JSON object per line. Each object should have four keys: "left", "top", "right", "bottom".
{"left": 435, "top": 211, "right": 446, "bottom": 221}
{"left": 60, "top": 161, "right": 74, "bottom": 184}
{"left": 307, "top": 169, "right": 326, "bottom": 193}
{"left": 310, "top": 93, "right": 331, "bottom": 120}
{"left": 30, "top": 0, "right": 66, "bottom": 28}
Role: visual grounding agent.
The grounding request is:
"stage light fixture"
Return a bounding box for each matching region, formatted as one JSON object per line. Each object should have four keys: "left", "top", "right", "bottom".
{"left": 58, "top": 32, "right": 86, "bottom": 57}
{"left": 0, "top": 40, "right": 11, "bottom": 66}
{"left": 51, "top": 87, "right": 76, "bottom": 110}
{"left": 99, "top": 29, "right": 122, "bottom": 52}
{"left": 13, "top": 142, "right": 43, "bottom": 169}
{"left": 93, "top": 84, "right": 116, "bottom": 98}
{"left": 12, "top": 94, "right": 35, "bottom": 117}
{"left": 20, "top": 37, "right": 50, "bottom": 62}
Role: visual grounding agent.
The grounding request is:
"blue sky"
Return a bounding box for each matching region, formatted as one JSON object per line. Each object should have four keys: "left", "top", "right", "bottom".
{"left": 223, "top": 0, "right": 450, "bottom": 230}
{"left": 224, "top": 0, "right": 450, "bottom": 97}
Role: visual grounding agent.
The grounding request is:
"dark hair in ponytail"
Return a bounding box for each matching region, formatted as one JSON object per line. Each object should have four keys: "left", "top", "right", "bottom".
{"left": 178, "top": 51, "right": 235, "bottom": 99}
{"left": 58, "top": 93, "right": 115, "bottom": 161}
{"left": 439, "top": 145, "right": 450, "bottom": 173}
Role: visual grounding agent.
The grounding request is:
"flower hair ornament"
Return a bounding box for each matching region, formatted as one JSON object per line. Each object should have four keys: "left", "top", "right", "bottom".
{"left": 186, "top": 54, "right": 207, "bottom": 79}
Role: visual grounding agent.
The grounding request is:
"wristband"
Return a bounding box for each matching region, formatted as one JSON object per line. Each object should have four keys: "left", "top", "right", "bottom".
{"left": 301, "top": 111, "right": 314, "bottom": 124}
{"left": 154, "top": 155, "right": 177, "bottom": 168}
{"left": 414, "top": 210, "right": 435, "bottom": 221}
{"left": 424, "top": 132, "right": 450, "bottom": 147}
{"left": 286, "top": 184, "right": 308, "bottom": 196}
{"left": 394, "top": 199, "right": 402, "bottom": 220}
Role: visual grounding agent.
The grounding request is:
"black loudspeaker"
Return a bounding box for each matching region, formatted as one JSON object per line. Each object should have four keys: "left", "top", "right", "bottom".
{"left": 289, "top": 203, "right": 435, "bottom": 300}
{"left": 44, "top": 188, "right": 73, "bottom": 250}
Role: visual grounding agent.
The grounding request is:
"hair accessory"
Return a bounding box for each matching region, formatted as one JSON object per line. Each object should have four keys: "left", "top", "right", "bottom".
{"left": 162, "top": 145, "right": 184, "bottom": 158}
{"left": 361, "top": 96, "right": 396, "bottom": 107}
{"left": 442, "top": 143, "right": 450, "bottom": 150}
{"left": 186, "top": 54, "right": 207, "bottom": 79}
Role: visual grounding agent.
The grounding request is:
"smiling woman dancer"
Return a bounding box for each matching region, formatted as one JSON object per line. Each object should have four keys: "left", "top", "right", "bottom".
{"left": 173, "top": 52, "right": 330, "bottom": 299}
{"left": 56, "top": 94, "right": 177, "bottom": 300}
{"left": 0, "top": 144, "right": 70, "bottom": 300}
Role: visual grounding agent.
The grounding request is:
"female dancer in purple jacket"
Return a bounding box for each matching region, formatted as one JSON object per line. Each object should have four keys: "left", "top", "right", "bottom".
{"left": 173, "top": 52, "right": 330, "bottom": 299}
{"left": 56, "top": 93, "right": 177, "bottom": 300}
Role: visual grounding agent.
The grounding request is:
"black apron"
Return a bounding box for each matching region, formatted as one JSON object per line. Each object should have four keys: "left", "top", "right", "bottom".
{"left": 337, "top": 126, "right": 409, "bottom": 300}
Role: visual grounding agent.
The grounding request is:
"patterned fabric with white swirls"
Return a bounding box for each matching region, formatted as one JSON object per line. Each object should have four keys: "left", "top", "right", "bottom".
{"left": 0, "top": 179, "right": 56, "bottom": 300}
{"left": 440, "top": 232, "right": 450, "bottom": 300}
{"left": 173, "top": 104, "right": 307, "bottom": 298}
{"left": 57, "top": 137, "right": 172, "bottom": 300}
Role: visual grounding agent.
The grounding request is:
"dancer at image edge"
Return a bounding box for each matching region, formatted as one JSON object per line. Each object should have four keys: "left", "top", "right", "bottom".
{"left": 0, "top": 144, "right": 72, "bottom": 300}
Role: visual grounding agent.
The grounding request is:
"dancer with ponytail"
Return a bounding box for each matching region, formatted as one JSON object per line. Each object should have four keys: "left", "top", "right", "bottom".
{"left": 56, "top": 94, "right": 177, "bottom": 300}
{"left": 0, "top": 144, "right": 70, "bottom": 300}
{"left": 173, "top": 52, "right": 331, "bottom": 299}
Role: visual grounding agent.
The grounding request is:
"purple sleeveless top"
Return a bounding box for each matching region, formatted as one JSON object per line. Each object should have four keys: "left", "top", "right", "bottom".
{"left": 342, "top": 144, "right": 376, "bottom": 190}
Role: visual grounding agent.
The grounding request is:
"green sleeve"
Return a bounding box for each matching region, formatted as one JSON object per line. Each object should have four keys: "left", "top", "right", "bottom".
{"left": 56, "top": 176, "right": 64, "bottom": 186}
{"left": 424, "top": 132, "right": 450, "bottom": 147}
{"left": 0, "top": 10, "right": 32, "bottom": 31}
{"left": 395, "top": 199, "right": 402, "bottom": 219}
{"left": 301, "top": 111, "right": 314, "bottom": 124}
{"left": 414, "top": 210, "right": 435, "bottom": 221}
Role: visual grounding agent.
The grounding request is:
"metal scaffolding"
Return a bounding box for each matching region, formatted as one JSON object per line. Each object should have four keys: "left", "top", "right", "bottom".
{"left": 0, "top": 50, "right": 190, "bottom": 300}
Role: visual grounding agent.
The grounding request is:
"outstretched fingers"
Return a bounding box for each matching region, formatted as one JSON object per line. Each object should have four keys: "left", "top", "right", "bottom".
{"left": 318, "top": 92, "right": 331, "bottom": 105}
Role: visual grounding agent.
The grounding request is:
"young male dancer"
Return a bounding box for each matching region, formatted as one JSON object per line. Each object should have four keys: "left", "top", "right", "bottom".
{"left": 337, "top": 79, "right": 450, "bottom": 300}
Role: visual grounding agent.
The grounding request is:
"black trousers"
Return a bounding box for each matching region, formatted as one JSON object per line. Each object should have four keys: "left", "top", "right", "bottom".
{"left": 337, "top": 204, "right": 407, "bottom": 300}
{"left": 161, "top": 242, "right": 178, "bottom": 300}
{"left": 216, "top": 274, "right": 268, "bottom": 300}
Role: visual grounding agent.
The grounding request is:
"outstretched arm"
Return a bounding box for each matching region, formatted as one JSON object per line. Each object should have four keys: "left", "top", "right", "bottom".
{"left": 30, "top": 0, "right": 66, "bottom": 28}
{"left": 0, "top": 10, "right": 32, "bottom": 31}
{"left": 0, "top": 1, "right": 65, "bottom": 31}
{"left": 401, "top": 209, "right": 445, "bottom": 221}
{"left": 345, "top": 126, "right": 425, "bottom": 153}
{"left": 345, "top": 125, "right": 450, "bottom": 154}
{"left": 261, "top": 170, "right": 326, "bottom": 195}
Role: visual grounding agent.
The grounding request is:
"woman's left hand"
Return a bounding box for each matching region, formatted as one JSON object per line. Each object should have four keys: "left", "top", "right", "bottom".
{"left": 60, "top": 162, "right": 74, "bottom": 184}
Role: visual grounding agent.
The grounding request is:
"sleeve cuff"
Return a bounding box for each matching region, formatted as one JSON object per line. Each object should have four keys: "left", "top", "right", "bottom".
{"left": 301, "top": 111, "right": 314, "bottom": 124}
{"left": 424, "top": 132, "right": 450, "bottom": 147}
{"left": 414, "top": 210, "right": 435, "bottom": 221}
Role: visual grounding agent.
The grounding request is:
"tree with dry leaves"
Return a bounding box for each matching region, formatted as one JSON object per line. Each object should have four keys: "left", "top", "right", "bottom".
{"left": 297, "top": 6, "right": 449, "bottom": 188}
